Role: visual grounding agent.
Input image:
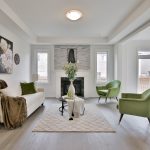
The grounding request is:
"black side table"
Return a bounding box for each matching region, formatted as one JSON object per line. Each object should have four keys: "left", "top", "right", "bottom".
{"left": 58, "top": 97, "right": 67, "bottom": 116}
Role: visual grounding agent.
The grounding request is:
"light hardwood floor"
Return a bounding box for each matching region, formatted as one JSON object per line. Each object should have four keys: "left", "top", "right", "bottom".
{"left": 0, "top": 98, "right": 150, "bottom": 150}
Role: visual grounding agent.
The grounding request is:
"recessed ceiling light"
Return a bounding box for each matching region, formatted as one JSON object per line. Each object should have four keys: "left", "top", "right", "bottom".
{"left": 66, "top": 10, "right": 82, "bottom": 21}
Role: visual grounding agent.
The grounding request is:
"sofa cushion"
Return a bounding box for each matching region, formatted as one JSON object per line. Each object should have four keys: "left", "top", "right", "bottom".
{"left": 22, "top": 92, "right": 44, "bottom": 116}
{"left": 20, "top": 82, "right": 36, "bottom": 95}
{"left": 0, "top": 88, "right": 9, "bottom": 96}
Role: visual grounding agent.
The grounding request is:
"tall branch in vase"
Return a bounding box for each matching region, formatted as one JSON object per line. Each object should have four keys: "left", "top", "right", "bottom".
{"left": 63, "top": 63, "right": 78, "bottom": 98}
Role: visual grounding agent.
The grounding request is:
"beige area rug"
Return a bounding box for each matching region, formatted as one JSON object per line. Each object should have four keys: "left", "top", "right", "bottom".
{"left": 33, "top": 104, "right": 115, "bottom": 132}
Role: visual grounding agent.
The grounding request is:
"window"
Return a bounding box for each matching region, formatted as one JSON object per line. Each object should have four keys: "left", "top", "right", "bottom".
{"left": 37, "top": 52, "right": 48, "bottom": 82}
{"left": 97, "top": 52, "right": 108, "bottom": 83}
{"left": 138, "top": 51, "right": 150, "bottom": 92}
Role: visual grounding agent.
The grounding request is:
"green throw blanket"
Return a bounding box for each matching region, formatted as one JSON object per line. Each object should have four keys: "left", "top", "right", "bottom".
{"left": 1, "top": 95, "right": 27, "bottom": 129}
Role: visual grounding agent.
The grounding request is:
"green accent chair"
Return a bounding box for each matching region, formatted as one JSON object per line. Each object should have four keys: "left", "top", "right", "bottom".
{"left": 118, "top": 89, "right": 150, "bottom": 124}
{"left": 96, "top": 80, "right": 121, "bottom": 103}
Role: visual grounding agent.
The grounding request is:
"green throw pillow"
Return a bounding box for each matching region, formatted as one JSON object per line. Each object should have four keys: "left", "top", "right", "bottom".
{"left": 20, "top": 82, "right": 36, "bottom": 95}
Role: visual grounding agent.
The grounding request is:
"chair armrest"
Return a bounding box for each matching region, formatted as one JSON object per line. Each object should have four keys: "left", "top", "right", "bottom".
{"left": 107, "top": 88, "right": 118, "bottom": 97}
{"left": 122, "top": 93, "right": 142, "bottom": 99}
{"left": 119, "top": 98, "right": 145, "bottom": 102}
{"left": 36, "top": 88, "right": 44, "bottom": 92}
{"left": 96, "top": 86, "right": 107, "bottom": 91}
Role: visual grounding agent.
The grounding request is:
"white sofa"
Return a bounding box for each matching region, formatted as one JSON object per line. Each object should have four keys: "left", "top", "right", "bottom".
{"left": 0, "top": 87, "right": 45, "bottom": 123}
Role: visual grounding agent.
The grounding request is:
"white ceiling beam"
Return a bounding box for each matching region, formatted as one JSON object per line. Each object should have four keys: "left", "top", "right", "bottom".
{"left": 118, "top": 20, "right": 150, "bottom": 43}
{"left": 36, "top": 36, "right": 108, "bottom": 45}
{"left": 0, "top": 0, "right": 36, "bottom": 41}
{"left": 109, "top": 0, "right": 150, "bottom": 43}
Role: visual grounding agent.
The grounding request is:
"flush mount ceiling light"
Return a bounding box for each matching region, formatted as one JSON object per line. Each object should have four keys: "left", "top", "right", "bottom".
{"left": 66, "top": 10, "right": 82, "bottom": 21}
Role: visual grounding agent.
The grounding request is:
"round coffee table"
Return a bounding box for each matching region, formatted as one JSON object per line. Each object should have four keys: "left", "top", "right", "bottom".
{"left": 58, "top": 96, "right": 85, "bottom": 119}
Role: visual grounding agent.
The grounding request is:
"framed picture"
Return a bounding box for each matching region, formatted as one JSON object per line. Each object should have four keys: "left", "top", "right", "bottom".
{"left": 67, "top": 48, "right": 77, "bottom": 63}
{"left": 0, "top": 36, "right": 13, "bottom": 73}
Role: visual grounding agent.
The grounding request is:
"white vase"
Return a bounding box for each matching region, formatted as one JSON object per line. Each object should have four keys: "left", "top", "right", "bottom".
{"left": 68, "top": 80, "right": 75, "bottom": 98}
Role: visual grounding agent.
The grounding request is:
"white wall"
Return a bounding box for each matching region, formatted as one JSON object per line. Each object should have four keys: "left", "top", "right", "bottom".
{"left": 31, "top": 45, "right": 114, "bottom": 98}
{"left": 115, "top": 40, "right": 150, "bottom": 93}
{"left": 0, "top": 23, "right": 31, "bottom": 94}
{"left": 140, "top": 59, "right": 150, "bottom": 74}
{"left": 31, "top": 45, "right": 56, "bottom": 98}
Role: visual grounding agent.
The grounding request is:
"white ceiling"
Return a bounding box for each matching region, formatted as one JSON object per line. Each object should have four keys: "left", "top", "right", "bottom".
{"left": 4, "top": 0, "right": 143, "bottom": 39}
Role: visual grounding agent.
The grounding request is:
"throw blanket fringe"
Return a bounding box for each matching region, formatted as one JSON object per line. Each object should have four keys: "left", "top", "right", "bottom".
{"left": 1, "top": 95, "right": 27, "bottom": 129}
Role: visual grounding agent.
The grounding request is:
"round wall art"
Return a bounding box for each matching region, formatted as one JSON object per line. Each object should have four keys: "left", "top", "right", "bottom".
{"left": 14, "top": 53, "right": 20, "bottom": 65}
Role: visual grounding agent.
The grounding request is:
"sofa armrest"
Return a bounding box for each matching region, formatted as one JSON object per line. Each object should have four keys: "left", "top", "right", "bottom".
{"left": 121, "top": 93, "right": 142, "bottom": 99}
{"left": 36, "top": 88, "right": 44, "bottom": 92}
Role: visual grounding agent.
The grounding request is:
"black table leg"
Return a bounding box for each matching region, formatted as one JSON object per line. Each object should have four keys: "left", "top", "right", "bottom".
{"left": 59, "top": 98, "right": 67, "bottom": 116}
{"left": 62, "top": 100, "right": 64, "bottom": 116}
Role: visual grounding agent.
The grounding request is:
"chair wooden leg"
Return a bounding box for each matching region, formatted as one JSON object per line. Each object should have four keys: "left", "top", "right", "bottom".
{"left": 98, "top": 96, "right": 101, "bottom": 103}
{"left": 105, "top": 97, "right": 107, "bottom": 103}
{"left": 119, "top": 114, "right": 124, "bottom": 124}
{"left": 147, "top": 118, "right": 150, "bottom": 124}
{"left": 116, "top": 97, "right": 118, "bottom": 101}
